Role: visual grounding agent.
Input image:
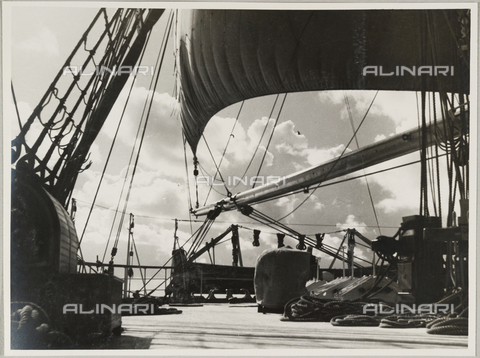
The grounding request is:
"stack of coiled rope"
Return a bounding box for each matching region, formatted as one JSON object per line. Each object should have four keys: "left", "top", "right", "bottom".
{"left": 426, "top": 308, "right": 468, "bottom": 335}
{"left": 379, "top": 313, "right": 438, "bottom": 328}
{"left": 11, "top": 302, "right": 73, "bottom": 349}
{"left": 281, "top": 296, "right": 368, "bottom": 322}
{"left": 282, "top": 295, "right": 468, "bottom": 336}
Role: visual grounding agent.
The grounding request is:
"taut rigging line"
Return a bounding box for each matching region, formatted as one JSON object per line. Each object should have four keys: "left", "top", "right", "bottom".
{"left": 276, "top": 90, "right": 379, "bottom": 222}
{"left": 240, "top": 206, "right": 370, "bottom": 267}
{"left": 100, "top": 10, "right": 175, "bottom": 267}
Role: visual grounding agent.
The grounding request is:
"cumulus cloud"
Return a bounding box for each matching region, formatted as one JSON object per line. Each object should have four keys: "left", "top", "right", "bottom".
{"left": 315, "top": 90, "right": 455, "bottom": 223}
{"left": 374, "top": 134, "right": 387, "bottom": 142}
{"left": 69, "top": 87, "right": 455, "bottom": 276}
{"left": 72, "top": 160, "right": 193, "bottom": 265}
{"left": 310, "top": 195, "right": 325, "bottom": 211}
{"left": 317, "top": 91, "right": 344, "bottom": 105}
{"left": 303, "top": 144, "right": 347, "bottom": 167}
{"left": 317, "top": 90, "right": 422, "bottom": 144}
{"left": 336, "top": 214, "right": 367, "bottom": 234}
{"left": 365, "top": 154, "right": 421, "bottom": 214}
{"left": 74, "top": 166, "right": 189, "bottom": 218}
{"left": 101, "top": 86, "right": 180, "bottom": 148}
{"left": 200, "top": 114, "right": 354, "bottom": 198}
{"left": 275, "top": 196, "right": 301, "bottom": 222}
{"left": 201, "top": 116, "right": 277, "bottom": 170}
{"left": 340, "top": 91, "right": 418, "bottom": 127}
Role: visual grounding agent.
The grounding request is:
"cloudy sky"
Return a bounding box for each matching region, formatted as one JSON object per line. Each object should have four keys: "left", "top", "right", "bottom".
{"left": 7, "top": 4, "right": 462, "bottom": 293}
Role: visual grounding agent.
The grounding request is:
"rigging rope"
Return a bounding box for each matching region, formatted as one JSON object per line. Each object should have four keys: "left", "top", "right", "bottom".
{"left": 245, "top": 207, "right": 370, "bottom": 266}
{"left": 182, "top": 132, "right": 194, "bottom": 233}
{"left": 419, "top": 13, "right": 429, "bottom": 217}
{"left": 197, "top": 9, "right": 311, "bottom": 199}
{"left": 203, "top": 101, "right": 245, "bottom": 204}
{"left": 201, "top": 134, "right": 231, "bottom": 197}
{"left": 196, "top": 161, "right": 229, "bottom": 198}
{"left": 74, "top": 198, "right": 405, "bottom": 230}
{"left": 185, "top": 217, "right": 216, "bottom": 257}
{"left": 426, "top": 93, "right": 438, "bottom": 217}
{"left": 11, "top": 82, "right": 23, "bottom": 131}
{"left": 252, "top": 93, "right": 288, "bottom": 188}
{"left": 245, "top": 152, "right": 447, "bottom": 209}
{"left": 343, "top": 91, "right": 382, "bottom": 235}
{"left": 233, "top": 94, "right": 283, "bottom": 188}
{"left": 276, "top": 91, "right": 379, "bottom": 222}
{"left": 115, "top": 10, "right": 175, "bottom": 248}
{"left": 282, "top": 296, "right": 368, "bottom": 322}
{"left": 139, "top": 213, "right": 217, "bottom": 294}
{"left": 80, "top": 27, "right": 152, "bottom": 254}
{"left": 79, "top": 10, "right": 154, "bottom": 266}
{"left": 232, "top": 13, "right": 314, "bottom": 190}
{"left": 227, "top": 11, "right": 314, "bottom": 190}
{"left": 441, "top": 97, "right": 455, "bottom": 226}
{"left": 130, "top": 231, "right": 147, "bottom": 296}
{"left": 102, "top": 10, "right": 174, "bottom": 264}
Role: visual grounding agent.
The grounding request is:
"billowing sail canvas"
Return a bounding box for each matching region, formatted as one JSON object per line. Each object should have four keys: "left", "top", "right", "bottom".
{"left": 176, "top": 10, "right": 469, "bottom": 152}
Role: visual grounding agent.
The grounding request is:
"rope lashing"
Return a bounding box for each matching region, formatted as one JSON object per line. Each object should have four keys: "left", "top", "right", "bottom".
{"left": 315, "top": 233, "right": 324, "bottom": 249}
{"left": 108, "top": 247, "right": 117, "bottom": 275}
{"left": 70, "top": 198, "right": 77, "bottom": 221}
{"left": 347, "top": 231, "right": 355, "bottom": 268}
{"left": 253, "top": 229, "right": 260, "bottom": 247}
{"left": 240, "top": 205, "right": 254, "bottom": 216}
{"left": 247, "top": 207, "right": 370, "bottom": 266}
{"left": 207, "top": 205, "right": 222, "bottom": 221}
{"left": 296, "top": 234, "right": 306, "bottom": 250}
{"left": 193, "top": 156, "right": 199, "bottom": 208}
{"left": 231, "top": 225, "right": 240, "bottom": 266}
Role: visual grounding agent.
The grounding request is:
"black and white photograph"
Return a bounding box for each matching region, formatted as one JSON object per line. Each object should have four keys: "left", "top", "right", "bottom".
{"left": 2, "top": 1, "right": 477, "bottom": 355}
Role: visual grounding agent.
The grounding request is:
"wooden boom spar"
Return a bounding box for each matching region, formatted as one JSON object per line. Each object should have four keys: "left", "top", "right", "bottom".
{"left": 192, "top": 114, "right": 463, "bottom": 217}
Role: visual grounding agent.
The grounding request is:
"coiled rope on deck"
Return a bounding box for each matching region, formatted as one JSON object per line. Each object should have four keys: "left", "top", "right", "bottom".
{"left": 426, "top": 307, "right": 468, "bottom": 335}
{"left": 282, "top": 296, "right": 368, "bottom": 322}
{"left": 426, "top": 317, "right": 468, "bottom": 335}
{"left": 331, "top": 314, "right": 382, "bottom": 327}
{"left": 281, "top": 295, "right": 469, "bottom": 336}
{"left": 379, "top": 313, "right": 438, "bottom": 328}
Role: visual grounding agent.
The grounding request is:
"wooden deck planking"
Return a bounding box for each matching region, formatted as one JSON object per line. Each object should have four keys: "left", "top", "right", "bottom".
{"left": 109, "top": 303, "right": 469, "bottom": 350}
